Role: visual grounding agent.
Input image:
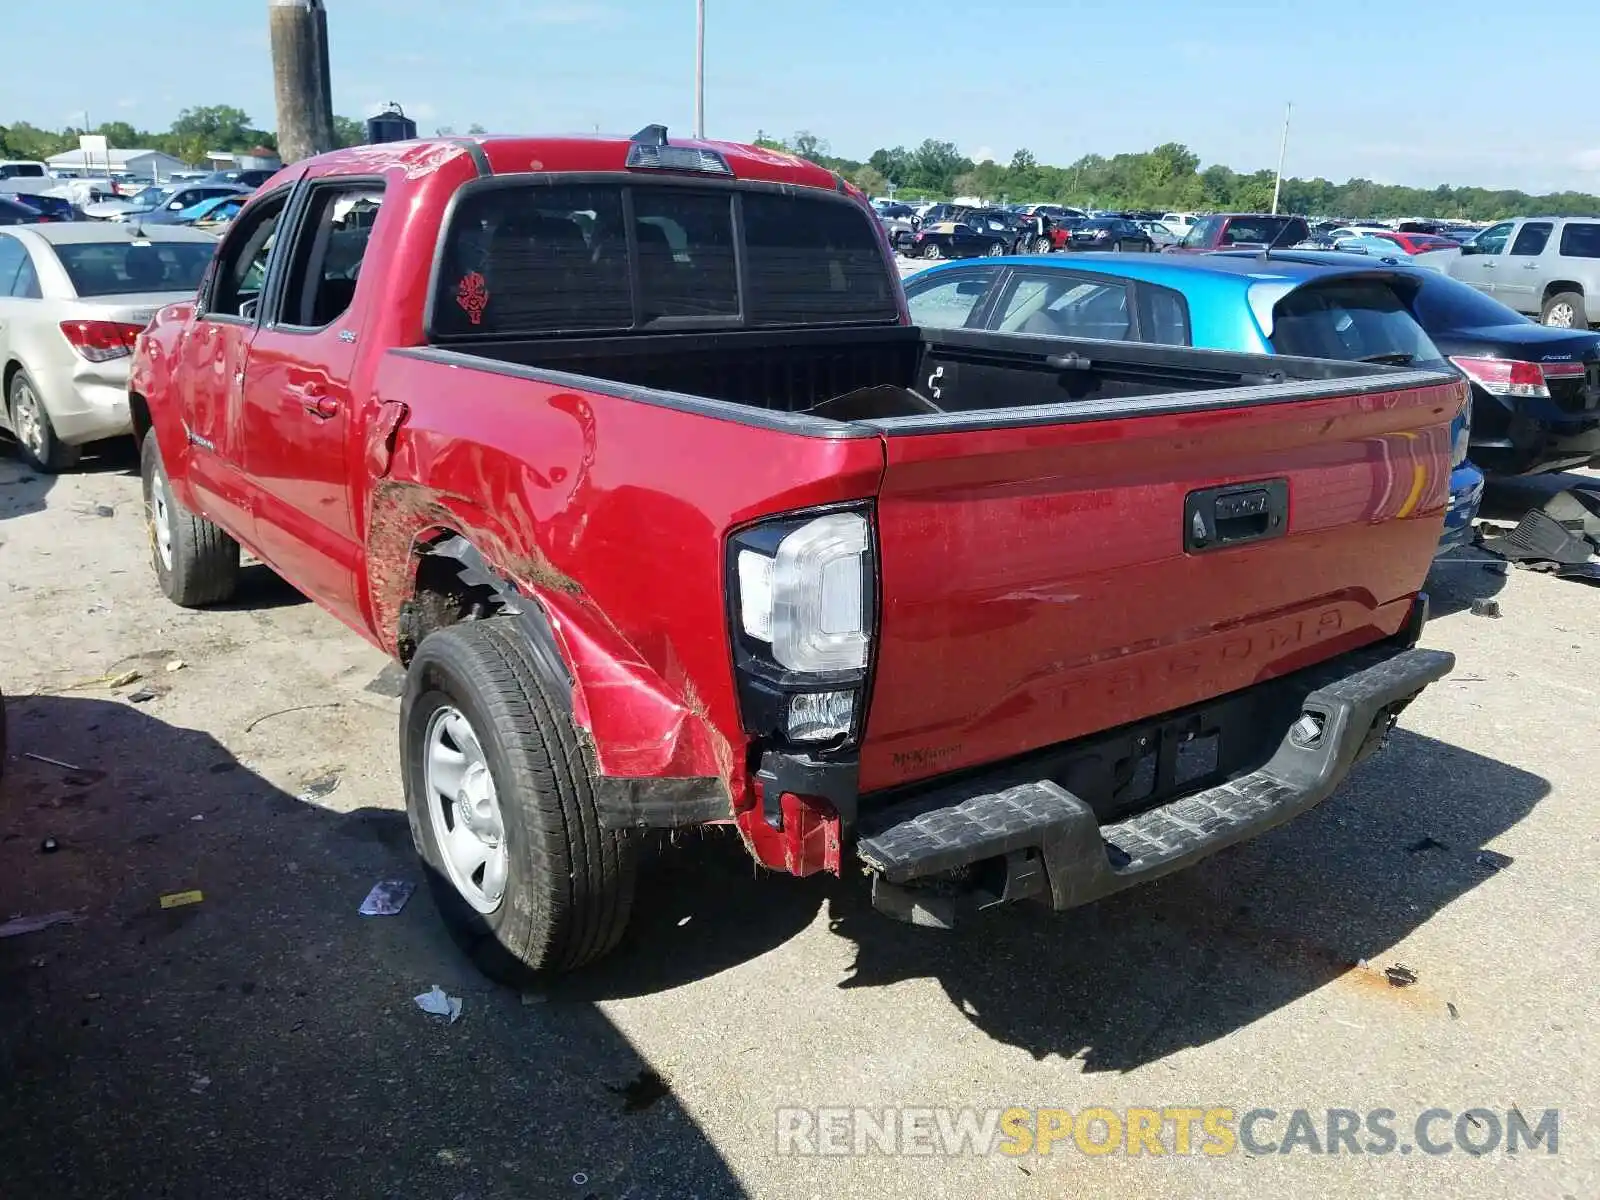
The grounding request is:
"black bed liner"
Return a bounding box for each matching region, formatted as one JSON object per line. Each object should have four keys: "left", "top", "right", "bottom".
{"left": 397, "top": 323, "right": 1457, "bottom": 435}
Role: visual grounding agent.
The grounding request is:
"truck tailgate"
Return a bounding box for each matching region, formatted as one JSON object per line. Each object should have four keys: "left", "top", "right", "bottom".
{"left": 859, "top": 374, "right": 1462, "bottom": 793}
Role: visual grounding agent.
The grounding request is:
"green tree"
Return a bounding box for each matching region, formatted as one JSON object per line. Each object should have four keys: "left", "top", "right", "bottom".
{"left": 163, "top": 105, "right": 261, "bottom": 164}
{"left": 95, "top": 121, "right": 141, "bottom": 149}
{"left": 792, "top": 130, "right": 827, "bottom": 162}
{"left": 851, "top": 164, "right": 888, "bottom": 196}
{"left": 332, "top": 116, "right": 366, "bottom": 148}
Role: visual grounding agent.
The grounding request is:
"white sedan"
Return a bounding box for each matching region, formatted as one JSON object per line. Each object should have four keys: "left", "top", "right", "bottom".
{"left": 0, "top": 223, "right": 216, "bottom": 471}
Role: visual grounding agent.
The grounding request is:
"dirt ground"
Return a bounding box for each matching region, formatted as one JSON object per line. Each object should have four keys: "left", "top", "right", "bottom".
{"left": 1, "top": 444, "right": 1596, "bottom": 1200}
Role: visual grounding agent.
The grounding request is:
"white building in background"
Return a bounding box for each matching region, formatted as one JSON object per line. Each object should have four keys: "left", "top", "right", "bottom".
{"left": 45, "top": 147, "right": 192, "bottom": 181}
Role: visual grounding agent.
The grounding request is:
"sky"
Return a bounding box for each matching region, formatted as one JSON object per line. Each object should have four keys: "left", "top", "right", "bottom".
{"left": 6, "top": 0, "right": 1599, "bottom": 194}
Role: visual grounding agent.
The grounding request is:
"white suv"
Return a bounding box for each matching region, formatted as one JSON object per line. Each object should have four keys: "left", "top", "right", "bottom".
{"left": 1448, "top": 216, "right": 1600, "bottom": 328}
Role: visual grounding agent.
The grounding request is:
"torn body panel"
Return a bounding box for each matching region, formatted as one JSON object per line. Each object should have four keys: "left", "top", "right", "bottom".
{"left": 361, "top": 350, "right": 885, "bottom": 837}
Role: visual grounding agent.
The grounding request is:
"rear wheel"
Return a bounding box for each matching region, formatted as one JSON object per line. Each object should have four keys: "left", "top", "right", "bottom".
{"left": 8, "top": 371, "right": 79, "bottom": 473}
{"left": 1541, "top": 291, "right": 1588, "bottom": 329}
{"left": 140, "top": 429, "right": 240, "bottom": 607}
{"left": 986, "top": 240, "right": 1005, "bottom": 256}
{"left": 920, "top": 242, "right": 942, "bottom": 259}
{"left": 1032, "top": 236, "right": 1052, "bottom": 254}
{"left": 402, "top": 619, "right": 637, "bottom": 983}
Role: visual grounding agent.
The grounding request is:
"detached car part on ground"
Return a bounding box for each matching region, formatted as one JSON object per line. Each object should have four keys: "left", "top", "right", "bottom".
{"left": 902, "top": 252, "right": 1484, "bottom": 554}
{"left": 130, "top": 130, "right": 1457, "bottom": 982}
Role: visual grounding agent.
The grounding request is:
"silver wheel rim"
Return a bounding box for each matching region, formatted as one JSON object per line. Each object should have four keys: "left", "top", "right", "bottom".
{"left": 12, "top": 382, "right": 44, "bottom": 460}
{"left": 1545, "top": 303, "right": 1576, "bottom": 328}
{"left": 149, "top": 466, "right": 174, "bottom": 571}
{"left": 423, "top": 705, "right": 508, "bottom": 914}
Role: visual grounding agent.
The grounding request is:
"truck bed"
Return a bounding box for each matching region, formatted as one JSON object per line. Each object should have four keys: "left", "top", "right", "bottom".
{"left": 395, "top": 324, "right": 1461, "bottom": 796}
{"left": 418, "top": 324, "right": 1446, "bottom": 429}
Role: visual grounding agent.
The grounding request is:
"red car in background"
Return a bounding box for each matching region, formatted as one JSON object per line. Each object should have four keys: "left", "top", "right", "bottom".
{"left": 1166, "top": 213, "right": 1311, "bottom": 253}
{"left": 1378, "top": 231, "right": 1459, "bottom": 255}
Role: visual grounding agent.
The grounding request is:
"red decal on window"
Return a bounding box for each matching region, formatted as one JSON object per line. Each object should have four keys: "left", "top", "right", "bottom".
{"left": 456, "top": 271, "right": 489, "bottom": 325}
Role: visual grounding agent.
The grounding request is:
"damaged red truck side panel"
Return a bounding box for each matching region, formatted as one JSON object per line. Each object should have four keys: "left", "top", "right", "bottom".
{"left": 130, "top": 131, "right": 1456, "bottom": 979}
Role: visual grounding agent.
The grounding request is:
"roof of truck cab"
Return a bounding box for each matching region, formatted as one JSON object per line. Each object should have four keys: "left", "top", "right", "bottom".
{"left": 305, "top": 134, "right": 851, "bottom": 193}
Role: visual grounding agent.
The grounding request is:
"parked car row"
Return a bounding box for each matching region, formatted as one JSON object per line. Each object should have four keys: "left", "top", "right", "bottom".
{"left": 904, "top": 242, "right": 1600, "bottom": 492}
{"left": 0, "top": 223, "right": 218, "bottom": 470}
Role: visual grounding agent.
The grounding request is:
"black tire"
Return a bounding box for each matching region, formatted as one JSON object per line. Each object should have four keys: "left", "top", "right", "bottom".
{"left": 1540, "top": 291, "right": 1588, "bottom": 329}
{"left": 986, "top": 240, "right": 1005, "bottom": 256}
{"left": 140, "top": 429, "right": 240, "bottom": 607}
{"left": 401, "top": 618, "right": 637, "bottom": 983}
{"left": 8, "top": 370, "right": 80, "bottom": 473}
{"left": 1032, "top": 236, "right": 1052, "bottom": 254}
{"left": 921, "top": 242, "right": 942, "bottom": 260}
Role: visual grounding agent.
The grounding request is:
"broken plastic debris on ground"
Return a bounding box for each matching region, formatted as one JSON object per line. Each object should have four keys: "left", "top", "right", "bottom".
{"left": 358, "top": 879, "right": 415, "bottom": 916}
{"left": 414, "top": 985, "right": 463, "bottom": 1023}
{"left": 296, "top": 773, "right": 342, "bottom": 804}
{"left": 0, "top": 910, "right": 86, "bottom": 939}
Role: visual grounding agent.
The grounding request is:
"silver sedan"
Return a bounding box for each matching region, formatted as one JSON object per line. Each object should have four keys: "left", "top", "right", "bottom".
{"left": 0, "top": 223, "right": 217, "bottom": 471}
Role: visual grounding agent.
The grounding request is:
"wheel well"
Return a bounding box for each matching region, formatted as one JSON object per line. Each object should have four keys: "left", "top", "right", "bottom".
{"left": 2, "top": 360, "right": 21, "bottom": 412}
{"left": 395, "top": 537, "right": 505, "bottom": 665}
{"left": 1543, "top": 280, "right": 1584, "bottom": 302}
{"left": 128, "top": 392, "right": 152, "bottom": 447}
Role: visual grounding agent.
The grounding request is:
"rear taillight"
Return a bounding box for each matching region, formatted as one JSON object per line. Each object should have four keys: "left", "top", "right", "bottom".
{"left": 1453, "top": 357, "right": 1588, "bottom": 395}
{"left": 728, "top": 507, "right": 875, "bottom": 749}
{"left": 1449, "top": 357, "right": 1554, "bottom": 398}
{"left": 59, "top": 319, "right": 145, "bottom": 363}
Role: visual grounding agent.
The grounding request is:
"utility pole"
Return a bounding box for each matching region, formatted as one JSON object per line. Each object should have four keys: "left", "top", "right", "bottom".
{"left": 270, "top": 0, "right": 336, "bottom": 162}
{"left": 1270, "top": 101, "right": 1292, "bottom": 216}
{"left": 694, "top": 0, "right": 705, "bottom": 138}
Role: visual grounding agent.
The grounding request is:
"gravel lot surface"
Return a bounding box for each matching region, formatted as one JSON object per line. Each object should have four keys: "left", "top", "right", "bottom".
{"left": 0, "top": 443, "right": 1595, "bottom": 1200}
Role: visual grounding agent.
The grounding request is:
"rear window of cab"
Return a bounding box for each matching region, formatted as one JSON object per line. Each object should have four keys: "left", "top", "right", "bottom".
{"left": 429, "top": 181, "right": 898, "bottom": 338}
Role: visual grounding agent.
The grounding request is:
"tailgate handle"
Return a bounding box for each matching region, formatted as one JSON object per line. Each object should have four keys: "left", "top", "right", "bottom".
{"left": 1184, "top": 478, "right": 1289, "bottom": 553}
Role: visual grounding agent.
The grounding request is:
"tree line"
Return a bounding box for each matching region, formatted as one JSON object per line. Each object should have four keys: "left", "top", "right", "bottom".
{"left": 757, "top": 131, "right": 1600, "bottom": 220}
{"left": 0, "top": 106, "right": 371, "bottom": 168}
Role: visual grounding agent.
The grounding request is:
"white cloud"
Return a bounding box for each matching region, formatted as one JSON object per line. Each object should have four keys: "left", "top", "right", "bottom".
{"left": 116, "top": 98, "right": 138, "bottom": 111}
{"left": 971, "top": 145, "right": 996, "bottom": 164}
{"left": 1570, "top": 149, "right": 1600, "bottom": 173}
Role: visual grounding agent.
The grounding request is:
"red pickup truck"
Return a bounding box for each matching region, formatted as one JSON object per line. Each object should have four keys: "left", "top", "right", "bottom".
{"left": 129, "top": 129, "right": 1458, "bottom": 980}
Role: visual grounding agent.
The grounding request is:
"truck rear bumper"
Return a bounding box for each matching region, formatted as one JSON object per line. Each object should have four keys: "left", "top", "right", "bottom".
{"left": 856, "top": 642, "right": 1454, "bottom": 927}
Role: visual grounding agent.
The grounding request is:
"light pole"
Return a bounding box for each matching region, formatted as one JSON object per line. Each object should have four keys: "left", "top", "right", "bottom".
{"left": 694, "top": 0, "right": 705, "bottom": 138}
{"left": 1270, "top": 101, "right": 1292, "bottom": 215}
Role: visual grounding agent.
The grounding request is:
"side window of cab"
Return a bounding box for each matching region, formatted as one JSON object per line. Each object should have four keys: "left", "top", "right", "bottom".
{"left": 272, "top": 181, "right": 388, "bottom": 331}
{"left": 204, "top": 189, "right": 292, "bottom": 322}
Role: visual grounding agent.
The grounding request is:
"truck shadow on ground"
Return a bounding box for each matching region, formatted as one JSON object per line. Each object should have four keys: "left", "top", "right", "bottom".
{"left": 0, "top": 695, "right": 746, "bottom": 1200}
{"left": 564, "top": 730, "right": 1546, "bottom": 1077}
{"left": 823, "top": 728, "right": 1546, "bottom": 1072}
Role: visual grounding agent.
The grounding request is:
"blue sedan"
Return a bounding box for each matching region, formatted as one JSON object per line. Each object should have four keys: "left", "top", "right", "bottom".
{"left": 902, "top": 253, "right": 1484, "bottom": 556}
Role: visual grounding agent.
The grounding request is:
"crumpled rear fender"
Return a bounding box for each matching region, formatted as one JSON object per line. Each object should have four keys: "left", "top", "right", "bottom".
{"left": 367, "top": 491, "right": 733, "bottom": 831}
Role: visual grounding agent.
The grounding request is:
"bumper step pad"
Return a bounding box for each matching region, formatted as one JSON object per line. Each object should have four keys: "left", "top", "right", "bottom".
{"left": 858, "top": 645, "right": 1454, "bottom": 918}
